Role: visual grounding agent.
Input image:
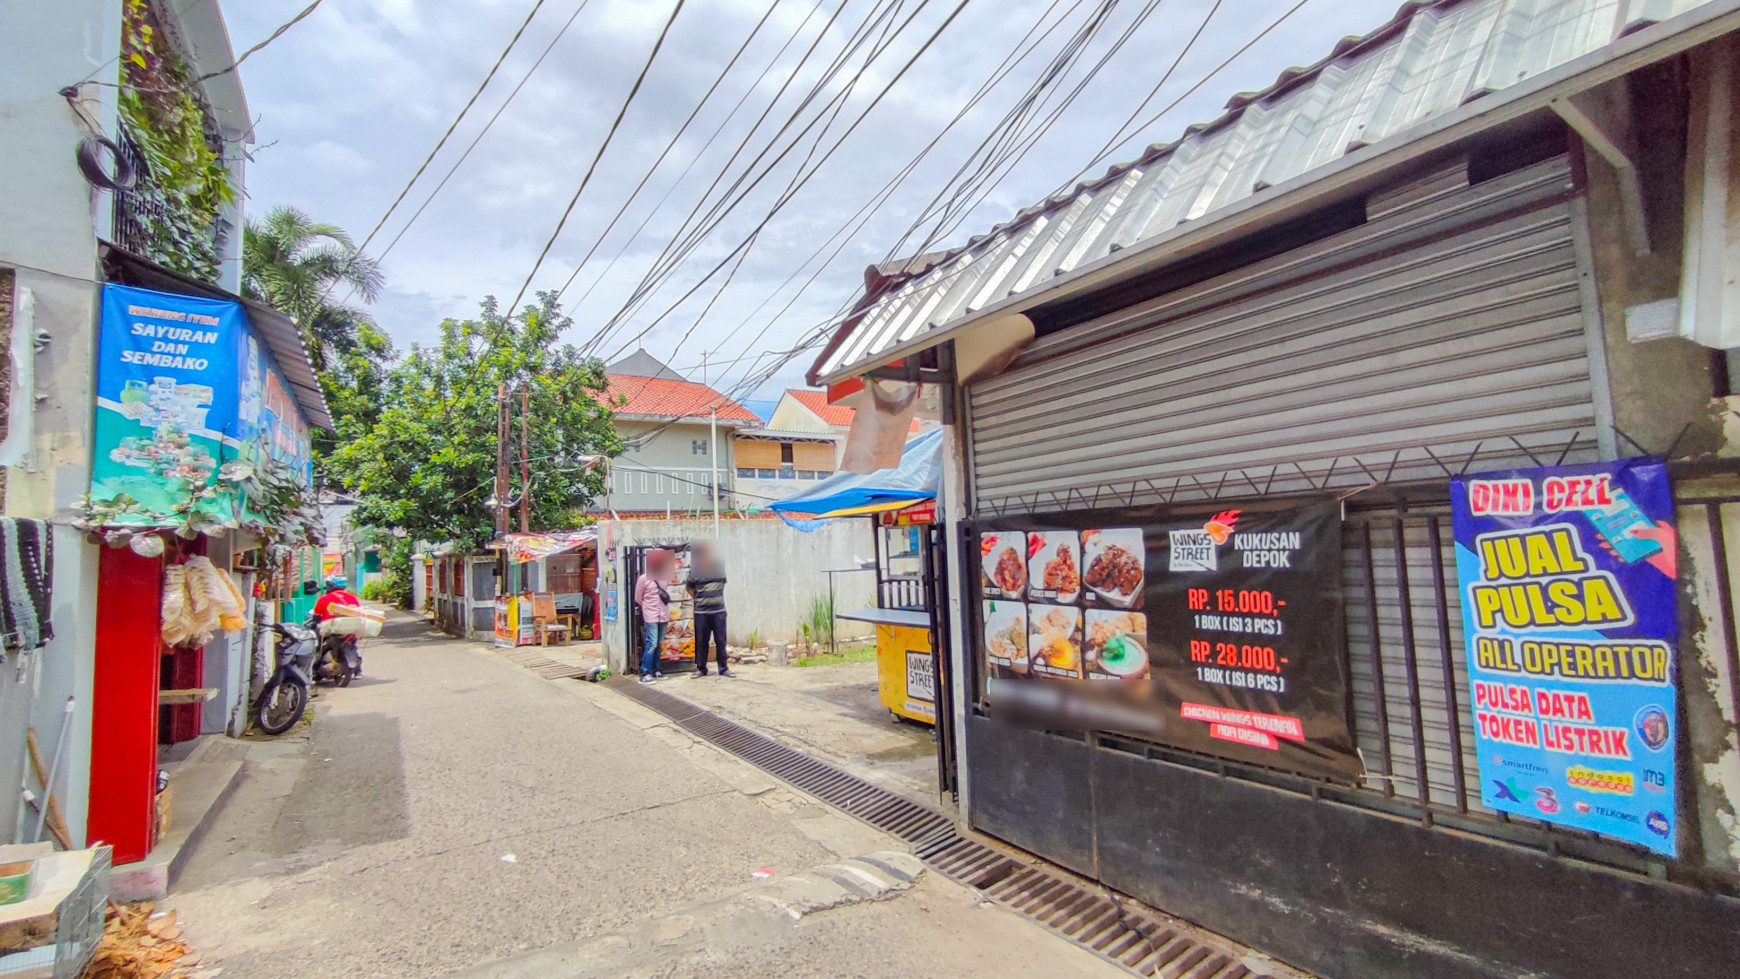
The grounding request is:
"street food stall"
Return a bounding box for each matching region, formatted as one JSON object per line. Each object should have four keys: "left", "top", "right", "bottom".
{"left": 492, "top": 529, "right": 599, "bottom": 646}
{"left": 770, "top": 430, "right": 943, "bottom": 724}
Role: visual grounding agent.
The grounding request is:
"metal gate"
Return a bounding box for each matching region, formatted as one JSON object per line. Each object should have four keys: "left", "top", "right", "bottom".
{"left": 966, "top": 154, "right": 1602, "bottom": 516}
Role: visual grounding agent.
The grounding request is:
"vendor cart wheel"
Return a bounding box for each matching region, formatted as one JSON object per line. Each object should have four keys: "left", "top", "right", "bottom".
{"left": 890, "top": 710, "right": 904, "bottom": 725}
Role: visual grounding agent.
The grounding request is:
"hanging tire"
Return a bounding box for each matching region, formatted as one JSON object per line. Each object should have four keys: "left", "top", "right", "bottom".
{"left": 255, "top": 677, "right": 308, "bottom": 735}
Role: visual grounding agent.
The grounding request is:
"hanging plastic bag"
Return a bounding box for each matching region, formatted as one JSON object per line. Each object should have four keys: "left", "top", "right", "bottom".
{"left": 839, "top": 379, "right": 922, "bottom": 474}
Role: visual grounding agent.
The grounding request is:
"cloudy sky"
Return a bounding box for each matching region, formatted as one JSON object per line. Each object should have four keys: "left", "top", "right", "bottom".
{"left": 221, "top": 0, "right": 1402, "bottom": 400}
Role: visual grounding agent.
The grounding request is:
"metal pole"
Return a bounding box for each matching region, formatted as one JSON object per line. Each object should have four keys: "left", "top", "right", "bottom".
{"left": 34, "top": 697, "right": 73, "bottom": 843}
{"left": 710, "top": 406, "right": 720, "bottom": 536}
{"left": 494, "top": 385, "right": 509, "bottom": 536}
{"left": 519, "top": 386, "right": 531, "bottom": 533}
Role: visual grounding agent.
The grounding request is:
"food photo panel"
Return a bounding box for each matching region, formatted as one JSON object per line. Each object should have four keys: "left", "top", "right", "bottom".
{"left": 982, "top": 600, "right": 1029, "bottom": 676}
{"left": 1082, "top": 528, "right": 1145, "bottom": 609}
{"left": 1028, "top": 605, "right": 1083, "bottom": 679}
{"left": 1027, "top": 531, "right": 1081, "bottom": 605}
{"left": 980, "top": 532, "right": 1029, "bottom": 600}
{"left": 1085, "top": 609, "right": 1150, "bottom": 682}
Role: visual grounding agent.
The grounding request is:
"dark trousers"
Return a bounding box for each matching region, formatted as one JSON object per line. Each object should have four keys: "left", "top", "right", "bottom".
{"left": 694, "top": 611, "right": 727, "bottom": 673}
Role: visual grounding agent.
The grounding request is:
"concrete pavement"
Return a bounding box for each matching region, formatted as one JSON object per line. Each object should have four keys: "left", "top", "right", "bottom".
{"left": 165, "top": 612, "right": 1126, "bottom": 978}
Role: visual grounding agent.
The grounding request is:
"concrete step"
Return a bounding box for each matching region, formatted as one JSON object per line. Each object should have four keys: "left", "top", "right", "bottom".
{"left": 110, "top": 745, "right": 245, "bottom": 902}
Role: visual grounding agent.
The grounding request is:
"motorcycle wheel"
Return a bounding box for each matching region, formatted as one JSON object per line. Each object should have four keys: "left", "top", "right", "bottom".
{"left": 255, "top": 677, "right": 308, "bottom": 735}
{"left": 335, "top": 659, "right": 354, "bottom": 688}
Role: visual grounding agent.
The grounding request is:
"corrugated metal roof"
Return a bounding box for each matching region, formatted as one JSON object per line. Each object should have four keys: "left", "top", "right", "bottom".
{"left": 815, "top": 0, "right": 1710, "bottom": 381}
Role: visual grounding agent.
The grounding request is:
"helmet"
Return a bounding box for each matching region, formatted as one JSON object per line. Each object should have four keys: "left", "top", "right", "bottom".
{"left": 325, "top": 576, "right": 349, "bottom": 591}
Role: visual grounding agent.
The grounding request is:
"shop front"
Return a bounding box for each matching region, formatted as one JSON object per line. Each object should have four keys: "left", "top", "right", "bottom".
{"left": 80, "top": 272, "right": 325, "bottom": 865}
{"left": 808, "top": 6, "right": 1740, "bottom": 975}
{"left": 490, "top": 529, "right": 599, "bottom": 646}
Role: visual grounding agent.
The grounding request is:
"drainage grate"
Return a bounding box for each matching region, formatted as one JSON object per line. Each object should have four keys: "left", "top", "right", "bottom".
{"left": 611, "top": 679, "right": 1275, "bottom": 979}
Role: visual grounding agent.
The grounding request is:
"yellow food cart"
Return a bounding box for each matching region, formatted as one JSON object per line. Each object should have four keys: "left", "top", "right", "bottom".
{"left": 837, "top": 499, "right": 942, "bottom": 725}
{"left": 839, "top": 607, "right": 937, "bottom": 723}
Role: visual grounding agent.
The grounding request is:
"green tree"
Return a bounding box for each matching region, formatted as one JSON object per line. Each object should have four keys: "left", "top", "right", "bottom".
{"left": 331, "top": 292, "right": 621, "bottom": 557}
{"left": 241, "top": 206, "right": 394, "bottom": 458}
{"left": 241, "top": 206, "right": 385, "bottom": 367}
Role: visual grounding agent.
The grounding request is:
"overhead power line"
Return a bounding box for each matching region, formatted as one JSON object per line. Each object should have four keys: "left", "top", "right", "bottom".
{"left": 685, "top": 0, "right": 1096, "bottom": 370}
{"left": 546, "top": 0, "right": 795, "bottom": 307}
{"left": 594, "top": 0, "right": 976, "bottom": 362}
{"left": 715, "top": 0, "right": 1314, "bottom": 398}
{"left": 503, "top": 0, "right": 691, "bottom": 319}
{"left": 358, "top": 0, "right": 554, "bottom": 254}
{"left": 197, "top": 0, "right": 329, "bottom": 82}
{"left": 374, "top": 0, "right": 598, "bottom": 265}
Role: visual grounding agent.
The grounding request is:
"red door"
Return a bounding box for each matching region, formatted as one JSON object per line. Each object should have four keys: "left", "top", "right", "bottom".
{"left": 88, "top": 546, "right": 164, "bottom": 864}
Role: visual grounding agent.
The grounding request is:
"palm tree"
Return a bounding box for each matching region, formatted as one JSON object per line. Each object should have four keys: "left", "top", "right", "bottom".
{"left": 241, "top": 206, "right": 385, "bottom": 372}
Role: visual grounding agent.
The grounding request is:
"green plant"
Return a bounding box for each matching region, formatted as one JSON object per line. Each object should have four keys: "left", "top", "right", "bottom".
{"left": 796, "top": 644, "right": 877, "bottom": 667}
{"left": 804, "top": 593, "right": 836, "bottom": 652}
{"left": 748, "top": 629, "right": 762, "bottom": 651}
{"left": 74, "top": 451, "right": 322, "bottom": 555}
{"left": 359, "top": 581, "right": 384, "bottom": 602}
{"left": 118, "top": 0, "right": 235, "bottom": 281}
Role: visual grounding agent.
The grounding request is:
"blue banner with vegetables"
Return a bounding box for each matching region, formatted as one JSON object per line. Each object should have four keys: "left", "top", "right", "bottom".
{"left": 1450, "top": 459, "right": 1678, "bottom": 855}
{"left": 91, "top": 284, "right": 313, "bottom": 532}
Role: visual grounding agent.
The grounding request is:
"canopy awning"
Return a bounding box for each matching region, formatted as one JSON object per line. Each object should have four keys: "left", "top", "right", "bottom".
{"left": 768, "top": 429, "right": 941, "bottom": 530}
{"left": 497, "top": 528, "right": 598, "bottom": 564}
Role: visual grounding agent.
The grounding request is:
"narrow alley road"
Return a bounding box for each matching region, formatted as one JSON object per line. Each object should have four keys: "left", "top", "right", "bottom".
{"left": 166, "top": 612, "right": 1127, "bottom": 978}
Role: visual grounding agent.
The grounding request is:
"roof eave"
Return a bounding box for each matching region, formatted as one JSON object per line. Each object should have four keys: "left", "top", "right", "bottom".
{"left": 816, "top": 0, "right": 1740, "bottom": 386}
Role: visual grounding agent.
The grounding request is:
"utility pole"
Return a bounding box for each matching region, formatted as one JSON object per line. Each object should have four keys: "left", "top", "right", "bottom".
{"left": 703, "top": 351, "right": 719, "bottom": 536}
{"left": 518, "top": 386, "right": 531, "bottom": 533}
{"left": 494, "top": 384, "right": 509, "bottom": 537}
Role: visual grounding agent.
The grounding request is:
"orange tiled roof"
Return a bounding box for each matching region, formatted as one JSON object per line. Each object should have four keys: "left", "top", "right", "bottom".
{"left": 607, "top": 374, "right": 759, "bottom": 422}
{"left": 788, "top": 389, "right": 924, "bottom": 433}
{"left": 787, "top": 389, "right": 856, "bottom": 427}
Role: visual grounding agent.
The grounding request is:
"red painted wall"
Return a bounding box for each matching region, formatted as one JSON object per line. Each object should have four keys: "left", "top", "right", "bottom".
{"left": 88, "top": 546, "right": 163, "bottom": 864}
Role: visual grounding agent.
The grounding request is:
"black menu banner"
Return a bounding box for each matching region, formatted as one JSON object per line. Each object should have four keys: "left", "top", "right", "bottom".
{"left": 1149, "top": 501, "right": 1357, "bottom": 780}
{"left": 974, "top": 499, "right": 1361, "bottom": 782}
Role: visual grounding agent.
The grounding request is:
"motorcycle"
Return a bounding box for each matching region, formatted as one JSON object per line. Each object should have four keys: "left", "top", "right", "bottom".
{"left": 308, "top": 612, "right": 362, "bottom": 687}
{"left": 254, "top": 620, "right": 318, "bottom": 735}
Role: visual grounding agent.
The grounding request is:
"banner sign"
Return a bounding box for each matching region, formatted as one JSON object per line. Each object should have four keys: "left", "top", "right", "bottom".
{"left": 93, "top": 285, "right": 313, "bottom": 528}
{"left": 1450, "top": 459, "right": 1678, "bottom": 855}
{"left": 1150, "top": 501, "right": 1356, "bottom": 779}
{"left": 976, "top": 499, "right": 1359, "bottom": 781}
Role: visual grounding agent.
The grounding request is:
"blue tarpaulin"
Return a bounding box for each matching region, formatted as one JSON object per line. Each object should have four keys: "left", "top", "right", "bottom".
{"left": 768, "top": 428, "right": 941, "bottom": 531}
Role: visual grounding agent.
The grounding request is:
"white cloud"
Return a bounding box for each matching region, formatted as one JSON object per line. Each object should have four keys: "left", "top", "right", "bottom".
{"left": 224, "top": 0, "right": 1402, "bottom": 397}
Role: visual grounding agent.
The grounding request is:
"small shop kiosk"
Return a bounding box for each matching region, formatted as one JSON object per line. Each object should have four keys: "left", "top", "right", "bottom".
{"left": 769, "top": 431, "right": 948, "bottom": 725}
{"left": 491, "top": 529, "right": 599, "bottom": 646}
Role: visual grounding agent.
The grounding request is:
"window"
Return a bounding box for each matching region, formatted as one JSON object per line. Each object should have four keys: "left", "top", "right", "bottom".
{"left": 687, "top": 475, "right": 695, "bottom": 494}
{"left": 692, "top": 440, "right": 708, "bottom": 455}
{"left": 655, "top": 474, "right": 666, "bottom": 494}
{"left": 797, "top": 470, "right": 817, "bottom": 479}
{"left": 778, "top": 464, "right": 795, "bottom": 480}
{"left": 737, "top": 468, "right": 755, "bottom": 479}
{"left": 758, "top": 468, "right": 777, "bottom": 479}
{"left": 640, "top": 473, "right": 648, "bottom": 494}
{"left": 780, "top": 442, "right": 794, "bottom": 464}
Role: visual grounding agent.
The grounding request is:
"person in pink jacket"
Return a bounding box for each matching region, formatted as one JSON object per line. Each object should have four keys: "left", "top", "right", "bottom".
{"left": 635, "top": 550, "right": 674, "bottom": 682}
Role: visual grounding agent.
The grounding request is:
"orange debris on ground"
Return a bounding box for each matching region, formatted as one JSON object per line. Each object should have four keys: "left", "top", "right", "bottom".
{"left": 84, "top": 902, "right": 203, "bottom": 979}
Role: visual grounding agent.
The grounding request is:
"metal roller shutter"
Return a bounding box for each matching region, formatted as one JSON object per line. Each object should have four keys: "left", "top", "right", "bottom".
{"left": 967, "top": 156, "right": 1600, "bottom": 516}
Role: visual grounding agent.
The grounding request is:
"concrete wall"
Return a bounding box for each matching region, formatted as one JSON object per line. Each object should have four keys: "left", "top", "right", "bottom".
{"left": 599, "top": 517, "right": 876, "bottom": 670}
{"left": 0, "top": 0, "right": 123, "bottom": 847}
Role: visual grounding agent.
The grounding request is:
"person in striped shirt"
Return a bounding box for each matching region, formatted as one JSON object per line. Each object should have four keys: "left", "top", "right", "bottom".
{"left": 691, "top": 543, "right": 731, "bottom": 677}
